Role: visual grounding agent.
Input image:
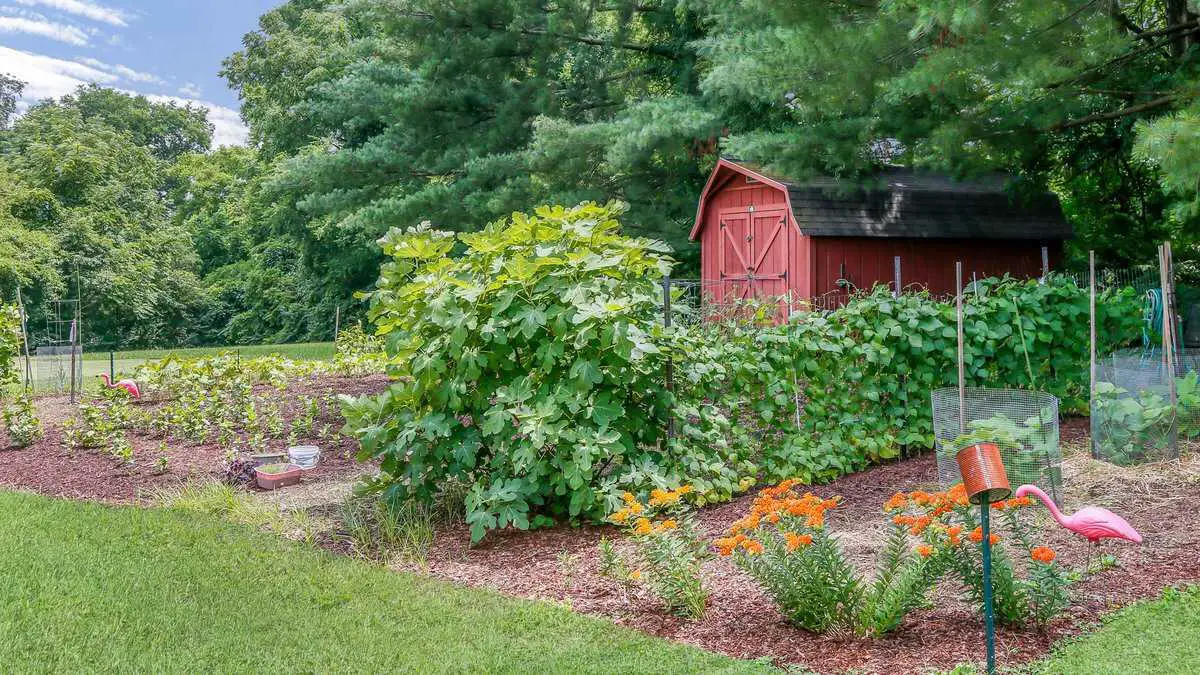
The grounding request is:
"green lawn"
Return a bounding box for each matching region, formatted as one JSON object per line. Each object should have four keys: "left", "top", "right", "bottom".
{"left": 78, "top": 342, "right": 335, "bottom": 362}
{"left": 17, "top": 342, "right": 334, "bottom": 394}
{"left": 1034, "top": 585, "right": 1200, "bottom": 674}
{"left": 0, "top": 491, "right": 768, "bottom": 674}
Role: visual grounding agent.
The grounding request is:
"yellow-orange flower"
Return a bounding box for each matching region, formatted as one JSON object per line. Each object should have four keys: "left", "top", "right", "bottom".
{"left": 915, "top": 544, "right": 933, "bottom": 558}
{"left": 656, "top": 519, "right": 678, "bottom": 533}
{"left": 1031, "top": 546, "right": 1056, "bottom": 563}
{"left": 785, "top": 532, "right": 814, "bottom": 552}
{"left": 884, "top": 492, "right": 908, "bottom": 512}
{"left": 633, "top": 517, "right": 652, "bottom": 536}
{"left": 741, "top": 539, "right": 764, "bottom": 555}
{"left": 621, "top": 492, "right": 636, "bottom": 504}
{"left": 714, "top": 537, "right": 737, "bottom": 556}
{"left": 610, "top": 509, "right": 630, "bottom": 524}
{"left": 968, "top": 527, "right": 1000, "bottom": 545}
{"left": 629, "top": 569, "right": 642, "bottom": 581}
{"left": 946, "top": 525, "right": 963, "bottom": 545}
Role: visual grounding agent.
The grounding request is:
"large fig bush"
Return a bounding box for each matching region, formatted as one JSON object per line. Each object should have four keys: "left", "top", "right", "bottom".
{"left": 343, "top": 203, "right": 748, "bottom": 542}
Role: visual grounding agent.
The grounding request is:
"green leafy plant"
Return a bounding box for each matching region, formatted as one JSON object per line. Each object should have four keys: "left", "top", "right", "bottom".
{"left": 2, "top": 393, "right": 43, "bottom": 448}
{"left": 896, "top": 485, "right": 1072, "bottom": 629}
{"left": 606, "top": 486, "right": 709, "bottom": 619}
{"left": 945, "top": 409, "right": 1061, "bottom": 493}
{"left": 1092, "top": 371, "right": 1200, "bottom": 465}
{"left": 687, "top": 278, "right": 1141, "bottom": 487}
{"left": 333, "top": 323, "right": 387, "bottom": 376}
{"left": 343, "top": 203, "right": 744, "bottom": 543}
{"left": 716, "top": 481, "right": 944, "bottom": 636}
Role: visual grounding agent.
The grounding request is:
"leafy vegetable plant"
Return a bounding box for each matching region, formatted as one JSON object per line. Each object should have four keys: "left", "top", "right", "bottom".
{"left": 343, "top": 203, "right": 745, "bottom": 542}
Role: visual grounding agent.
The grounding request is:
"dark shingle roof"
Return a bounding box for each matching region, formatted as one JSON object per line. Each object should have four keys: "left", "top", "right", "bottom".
{"left": 742, "top": 164, "right": 1071, "bottom": 240}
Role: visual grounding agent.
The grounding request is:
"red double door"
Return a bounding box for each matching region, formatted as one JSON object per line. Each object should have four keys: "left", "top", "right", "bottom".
{"left": 717, "top": 207, "right": 791, "bottom": 311}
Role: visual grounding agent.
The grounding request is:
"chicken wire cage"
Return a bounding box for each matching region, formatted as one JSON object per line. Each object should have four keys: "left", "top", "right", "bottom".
{"left": 932, "top": 388, "right": 1063, "bottom": 504}
{"left": 33, "top": 345, "right": 83, "bottom": 393}
{"left": 1092, "top": 349, "right": 1200, "bottom": 466}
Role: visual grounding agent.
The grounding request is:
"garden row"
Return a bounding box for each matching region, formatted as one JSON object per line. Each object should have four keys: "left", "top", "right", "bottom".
{"left": 0, "top": 323, "right": 387, "bottom": 476}
{"left": 603, "top": 481, "right": 1070, "bottom": 635}
{"left": 341, "top": 203, "right": 1145, "bottom": 543}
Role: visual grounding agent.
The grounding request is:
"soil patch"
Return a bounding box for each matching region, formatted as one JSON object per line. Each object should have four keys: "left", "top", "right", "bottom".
{"left": 0, "top": 374, "right": 389, "bottom": 502}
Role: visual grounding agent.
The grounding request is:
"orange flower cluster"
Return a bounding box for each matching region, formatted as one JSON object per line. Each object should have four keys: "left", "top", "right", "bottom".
{"left": 714, "top": 481, "right": 838, "bottom": 557}
{"left": 892, "top": 514, "right": 934, "bottom": 536}
{"left": 946, "top": 525, "right": 963, "bottom": 545}
{"left": 883, "top": 484, "right": 969, "bottom": 517}
{"left": 729, "top": 480, "right": 840, "bottom": 533}
{"left": 610, "top": 490, "right": 687, "bottom": 538}
{"left": 968, "top": 526, "right": 1000, "bottom": 545}
{"left": 915, "top": 544, "right": 934, "bottom": 558}
{"left": 609, "top": 492, "right": 646, "bottom": 524}
{"left": 1031, "top": 546, "right": 1056, "bottom": 563}
{"left": 648, "top": 485, "right": 694, "bottom": 507}
{"left": 991, "top": 496, "right": 1034, "bottom": 510}
{"left": 785, "top": 533, "right": 814, "bottom": 552}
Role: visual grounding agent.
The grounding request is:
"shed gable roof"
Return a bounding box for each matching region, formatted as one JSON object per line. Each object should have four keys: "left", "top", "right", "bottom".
{"left": 693, "top": 159, "right": 1072, "bottom": 241}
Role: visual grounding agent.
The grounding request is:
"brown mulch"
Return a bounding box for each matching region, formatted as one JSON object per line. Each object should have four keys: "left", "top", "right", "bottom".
{"left": 401, "top": 444, "right": 1200, "bottom": 674}
{"left": 0, "top": 374, "right": 390, "bottom": 502}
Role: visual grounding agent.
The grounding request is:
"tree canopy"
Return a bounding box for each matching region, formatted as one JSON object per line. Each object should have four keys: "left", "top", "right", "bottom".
{"left": 1, "top": 0, "right": 1198, "bottom": 349}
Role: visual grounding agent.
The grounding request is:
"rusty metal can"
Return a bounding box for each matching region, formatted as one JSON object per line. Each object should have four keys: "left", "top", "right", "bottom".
{"left": 956, "top": 442, "right": 1012, "bottom": 505}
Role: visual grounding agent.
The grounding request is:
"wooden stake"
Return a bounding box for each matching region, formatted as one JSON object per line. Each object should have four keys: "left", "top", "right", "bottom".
{"left": 956, "top": 261, "right": 966, "bottom": 434}
{"left": 1088, "top": 251, "right": 1097, "bottom": 458}
{"left": 893, "top": 256, "right": 901, "bottom": 299}
{"left": 1041, "top": 246, "right": 1050, "bottom": 280}
{"left": 15, "top": 287, "right": 32, "bottom": 393}
{"left": 1162, "top": 242, "right": 1179, "bottom": 457}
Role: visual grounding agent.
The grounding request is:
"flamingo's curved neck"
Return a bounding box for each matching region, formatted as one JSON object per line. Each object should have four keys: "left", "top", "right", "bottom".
{"left": 99, "top": 374, "right": 111, "bottom": 386}
{"left": 1024, "top": 485, "right": 1067, "bottom": 525}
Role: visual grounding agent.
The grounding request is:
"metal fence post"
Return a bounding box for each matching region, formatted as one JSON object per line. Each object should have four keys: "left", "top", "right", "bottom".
{"left": 662, "top": 276, "right": 675, "bottom": 441}
{"left": 893, "top": 256, "right": 901, "bottom": 298}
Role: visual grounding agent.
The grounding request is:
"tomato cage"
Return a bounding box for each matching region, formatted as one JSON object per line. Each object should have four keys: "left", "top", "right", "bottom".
{"left": 1092, "top": 349, "right": 1200, "bottom": 466}
{"left": 932, "top": 387, "right": 1063, "bottom": 504}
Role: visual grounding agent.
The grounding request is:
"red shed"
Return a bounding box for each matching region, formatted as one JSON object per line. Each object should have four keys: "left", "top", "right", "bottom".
{"left": 690, "top": 159, "right": 1072, "bottom": 309}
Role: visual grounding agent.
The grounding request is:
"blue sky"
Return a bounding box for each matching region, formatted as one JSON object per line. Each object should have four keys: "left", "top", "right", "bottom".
{"left": 1, "top": 0, "right": 283, "bottom": 146}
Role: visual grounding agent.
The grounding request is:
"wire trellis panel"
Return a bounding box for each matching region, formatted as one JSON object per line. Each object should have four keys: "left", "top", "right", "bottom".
{"left": 931, "top": 387, "right": 1063, "bottom": 504}
{"left": 1092, "top": 349, "right": 1200, "bottom": 466}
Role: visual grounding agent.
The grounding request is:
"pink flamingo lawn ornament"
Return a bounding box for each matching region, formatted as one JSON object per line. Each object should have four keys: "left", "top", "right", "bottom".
{"left": 98, "top": 374, "right": 141, "bottom": 399}
{"left": 1015, "top": 485, "right": 1142, "bottom": 563}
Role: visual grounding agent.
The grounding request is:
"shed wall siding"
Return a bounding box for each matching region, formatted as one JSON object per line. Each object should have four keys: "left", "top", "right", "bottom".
{"left": 810, "top": 237, "right": 1063, "bottom": 297}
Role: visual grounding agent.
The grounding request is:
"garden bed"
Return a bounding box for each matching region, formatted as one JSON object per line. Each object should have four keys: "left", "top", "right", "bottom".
{"left": 380, "top": 439, "right": 1198, "bottom": 673}
{"left": 2, "top": 387, "right": 1197, "bottom": 673}
{"left": 0, "top": 374, "right": 389, "bottom": 502}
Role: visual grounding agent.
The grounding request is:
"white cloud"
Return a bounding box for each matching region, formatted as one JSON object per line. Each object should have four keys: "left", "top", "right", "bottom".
{"left": 143, "top": 94, "right": 248, "bottom": 148}
{"left": 179, "top": 82, "right": 202, "bottom": 98}
{"left": 1, "top": 46, "right": 249, "bottom": 148}
{"left": 76, "top": 57, "right": 166, "bottom": 86}
{"left": 12, "top": 0, "right": 127, "bottom": 27}
{"left": 0, "top": 15, "right": 89, "bottom": 45}
{"left": 0, "top": 45, "right": 115, "bottom": 100}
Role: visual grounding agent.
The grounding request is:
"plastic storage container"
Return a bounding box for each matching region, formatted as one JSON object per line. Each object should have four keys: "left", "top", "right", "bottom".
{"left": 287, "top": 445, "right": 320, "bottom": 469}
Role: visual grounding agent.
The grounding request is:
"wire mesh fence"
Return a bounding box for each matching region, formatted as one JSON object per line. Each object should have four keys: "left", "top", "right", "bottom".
{"left": 930, "top": 388, "right": 1063, "bottom": 503}
{"left": 1092, "top": 349, "right": 1200, "bottom": 466}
